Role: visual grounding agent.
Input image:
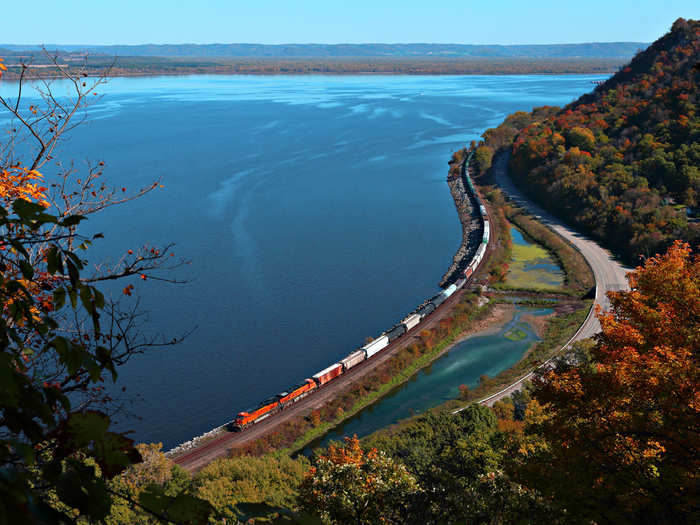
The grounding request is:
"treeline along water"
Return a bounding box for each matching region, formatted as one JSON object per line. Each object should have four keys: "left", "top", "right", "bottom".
{"left": 0, "top": 75, "right": 600, "bottom": 447}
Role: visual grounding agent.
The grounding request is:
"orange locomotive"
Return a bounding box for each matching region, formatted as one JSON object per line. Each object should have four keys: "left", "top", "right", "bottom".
{"left": 233, "top": 397, "right": 280, "bottom": 430}
{"left": 233, "top": 379, "right": 318, "bottom": 430}
{"left": 277, "top": 379, "right": 317, "bottom": 408}
{"left": 231, "top": 150, "right": 491, "bottom": 434}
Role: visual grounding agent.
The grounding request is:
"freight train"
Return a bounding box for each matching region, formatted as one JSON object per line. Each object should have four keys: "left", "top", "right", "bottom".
{"left": 232, "top": 158, "right": 490, "bottom": 431}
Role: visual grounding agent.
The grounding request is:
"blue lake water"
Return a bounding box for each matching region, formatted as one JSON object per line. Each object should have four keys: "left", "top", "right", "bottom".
{"left": 0, "top": 74, "right": 601, "bottom": 447}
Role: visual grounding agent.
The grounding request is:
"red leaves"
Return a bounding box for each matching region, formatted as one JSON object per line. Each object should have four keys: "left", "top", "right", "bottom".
{"left": 122, "top": 284, "right": 134, "bottom": 296}
{"left": 521, "top": 241, "right": 700, "bottom": 519}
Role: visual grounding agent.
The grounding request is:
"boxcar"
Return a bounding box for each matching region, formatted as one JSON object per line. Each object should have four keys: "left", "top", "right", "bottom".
{"left": 341, "top": 350, "right": 365, "bottom": 371}
{"left": 363, "top": 335, "right": 389, "bottom": 358}
{"left": 313, "top": 363, "right": 343, "bottom": 386}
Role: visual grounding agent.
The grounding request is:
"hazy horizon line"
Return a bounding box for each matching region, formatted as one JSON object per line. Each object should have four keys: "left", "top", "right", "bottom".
{"left": 0, "top": 41, "right": 649, "bottom": 48}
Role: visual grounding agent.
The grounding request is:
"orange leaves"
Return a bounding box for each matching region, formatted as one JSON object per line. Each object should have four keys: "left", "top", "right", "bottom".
{"left": 0, "top": 167, "right": 50, "bottom": 208}
{"left": 324, "top": 435, "right": 365, "bottom": 467}
{"left": 122, "top": 284, "right": 134, "bottom": 296}
{"left": 518, "top": 241, "right": 700, "bottom": 519}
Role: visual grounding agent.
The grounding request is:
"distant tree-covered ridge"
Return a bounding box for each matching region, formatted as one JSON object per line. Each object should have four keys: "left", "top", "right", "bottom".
{"left": 473, "top": 18, "right": 700, "bottom": 263}
{"left": 0, "top": 42, "right": 647, "bottom": 58}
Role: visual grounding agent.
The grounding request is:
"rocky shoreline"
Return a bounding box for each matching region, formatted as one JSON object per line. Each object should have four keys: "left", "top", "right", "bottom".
{"left": 440, "top": 153, "right": 485, "bottom": 287}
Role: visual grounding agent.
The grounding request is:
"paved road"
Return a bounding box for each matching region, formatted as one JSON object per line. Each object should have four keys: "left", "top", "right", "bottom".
{"left": 460, "top": 153, "right": 631, "bottom": 408}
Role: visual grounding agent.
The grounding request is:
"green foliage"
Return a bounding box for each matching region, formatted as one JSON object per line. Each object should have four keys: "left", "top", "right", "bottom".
{"left": 0, "top": 65, "right": 212, "bottom": 522}
{"left": 474, "top": 145, "right": 494, "bottom": 173}
{"left": 299, "top": 437, "right": 420, "bottom": 525}
{"left": 362, "top": 405, "right": 548, "bottom": 524}
{"left": 0, "top": 203, "right": 131, "bottom": 524}
{"left": 192, "top": 454, "right": 309, "bottom": 523}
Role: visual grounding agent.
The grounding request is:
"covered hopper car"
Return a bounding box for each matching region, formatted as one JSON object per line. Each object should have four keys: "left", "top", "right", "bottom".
{"left": 430, "top": 293, "right": 447, "bottom": 308}
{"left": 417, "top": 302, "right": 436, "bottom": 318}
{"left": 443, "top": 283, "right": 457, "bottom": 298}
{"left": 341, "top": 350, "right": 365, "bottom": 371}
{"left": 363, "top": 335, "right": 389, "bottom": 358}
{"left": 402, "top": 313, "right": 421, "bottom": 331}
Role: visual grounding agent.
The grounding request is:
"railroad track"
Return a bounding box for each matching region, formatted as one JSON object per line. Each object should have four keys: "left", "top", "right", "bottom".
{"left": 173, "top": 284, "right": 475, "bottom": 472}
{"left": 453, "top": 152, "right": 631, "bottom": 410}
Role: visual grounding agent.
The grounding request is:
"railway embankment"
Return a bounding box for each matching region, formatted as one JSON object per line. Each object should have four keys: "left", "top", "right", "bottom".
{"left": 440, "top": 152, "right": 483, "bottom": 287}
{"left": 171, "top": 147, "right": 498, "bottom": 469}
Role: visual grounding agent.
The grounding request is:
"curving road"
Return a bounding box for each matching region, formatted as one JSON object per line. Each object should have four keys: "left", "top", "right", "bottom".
{"left": 460, "top": 152, "right": 631, "bottom": 408}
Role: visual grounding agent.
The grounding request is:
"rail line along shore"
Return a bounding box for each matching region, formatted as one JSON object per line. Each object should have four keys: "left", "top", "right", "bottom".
{"left": 168, "top": 150, "right": 493, "bottom": 467}
{"left": 440, "top": 152, "right": 487, "bottom": 287}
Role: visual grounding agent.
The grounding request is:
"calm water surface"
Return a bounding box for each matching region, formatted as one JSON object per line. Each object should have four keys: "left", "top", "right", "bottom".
{"left": 0, "top": 75, "right": 601, "bottom": 447}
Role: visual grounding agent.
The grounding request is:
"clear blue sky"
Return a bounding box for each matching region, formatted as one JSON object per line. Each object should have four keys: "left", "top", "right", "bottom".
{"left": 4, "top": 1, "right": 699, "bottom": 45}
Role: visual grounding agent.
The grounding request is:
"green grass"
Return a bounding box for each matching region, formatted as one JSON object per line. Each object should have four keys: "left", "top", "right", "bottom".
{"left": 506, "top": 209, "right": 595, "bottom": 296}
{"left": 503, "top": 327, "right": 528, "bottom": 341}
{"left": 505, "top": 228, "right": 565, "bottom": 291}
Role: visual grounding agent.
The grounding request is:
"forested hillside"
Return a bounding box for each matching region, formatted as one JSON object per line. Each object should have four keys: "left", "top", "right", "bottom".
{"left": 473, "top": 18, "right": 700, "bottom": 263}
{"left": 0, "top": 42, "right": 647, "bottom": 58}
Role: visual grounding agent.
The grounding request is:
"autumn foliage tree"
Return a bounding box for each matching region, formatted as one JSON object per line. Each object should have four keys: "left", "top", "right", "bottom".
{"left": 298, "top": 436, "right": 420, "bottom": 525}
{"left": 472, "top": 18, "right": 700, "bottom": 263}
{"left": 0, "top": 55, "right": 212, "bottom": 522}
{"left": 510, "top": 241, "right": 699, "bottom": 524}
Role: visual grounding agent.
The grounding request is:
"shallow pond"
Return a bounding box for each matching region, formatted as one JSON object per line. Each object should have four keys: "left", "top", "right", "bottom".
{"left": 304, "top": 305, "right": 552, "bottom": 454}
{"left": 506, "top": 226, "right": 564, "bottom": 290}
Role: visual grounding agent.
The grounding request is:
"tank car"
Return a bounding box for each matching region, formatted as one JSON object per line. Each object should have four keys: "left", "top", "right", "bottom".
{"left": 386, "top": 324, "right": 407, "bottom": 342}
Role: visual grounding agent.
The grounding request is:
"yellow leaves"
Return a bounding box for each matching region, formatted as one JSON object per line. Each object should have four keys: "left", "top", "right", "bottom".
{"left": 0, "top": 167, "right": 50, "bottom": 208}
